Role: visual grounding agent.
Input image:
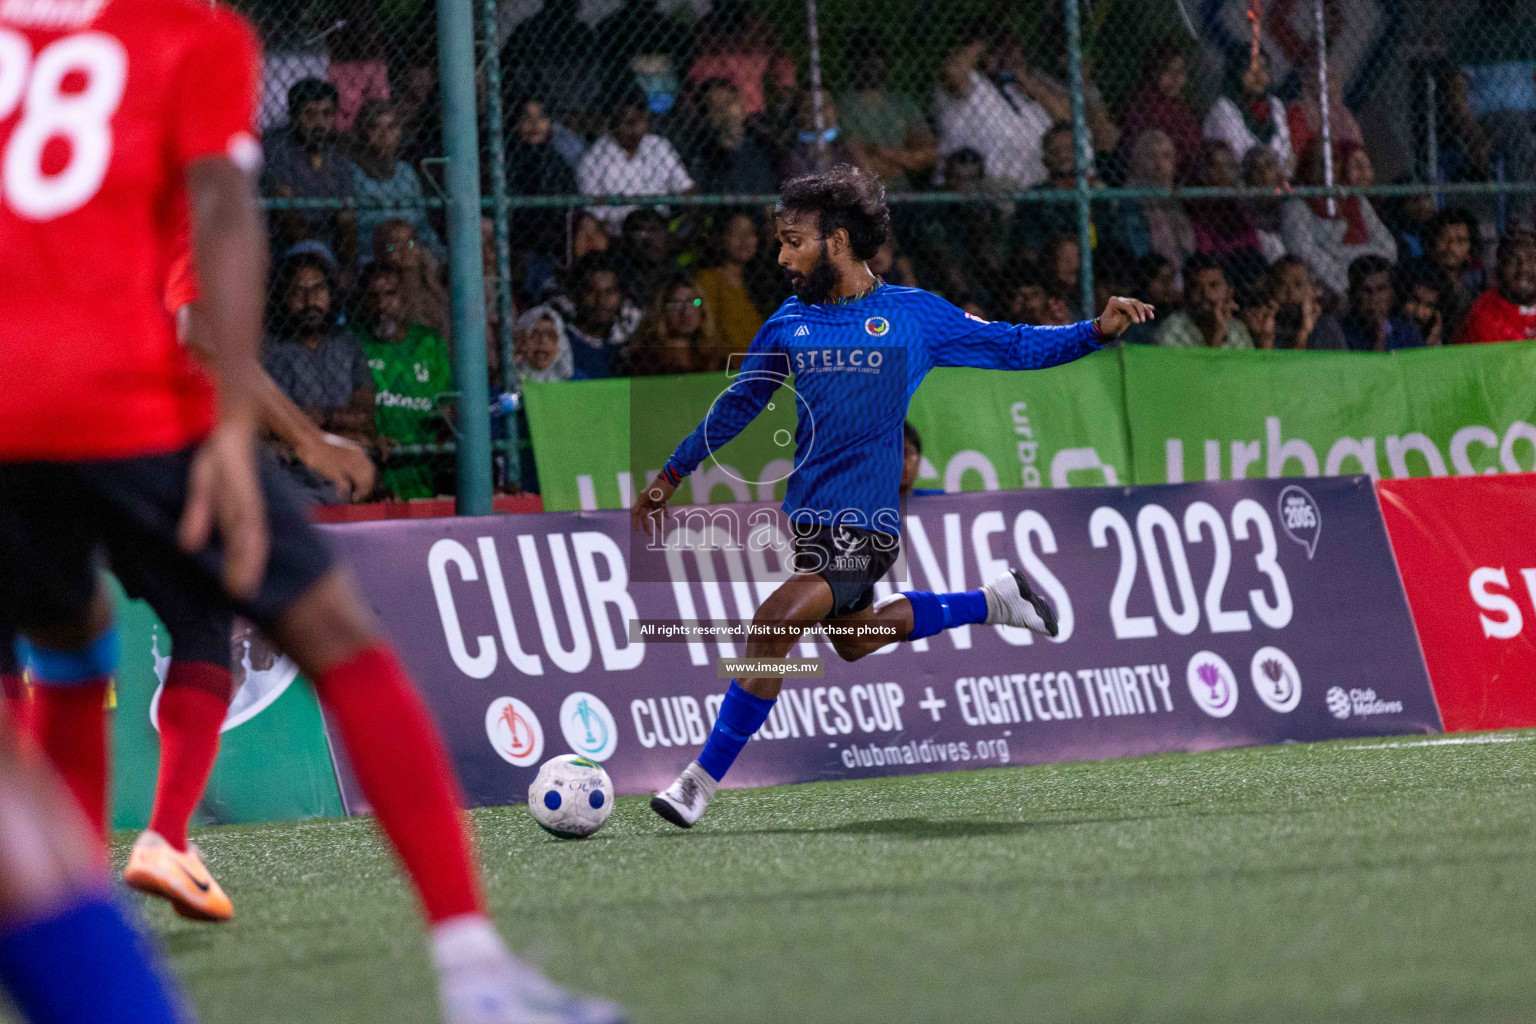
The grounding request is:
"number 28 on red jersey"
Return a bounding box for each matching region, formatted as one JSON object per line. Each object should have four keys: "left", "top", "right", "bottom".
{"left": 0, "top": 0, "right": 261, "bottom": 460}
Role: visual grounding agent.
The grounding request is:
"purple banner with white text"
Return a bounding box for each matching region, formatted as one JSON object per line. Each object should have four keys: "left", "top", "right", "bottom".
{"left": 322, "top": 477, "right": 1440, "bottom": 812}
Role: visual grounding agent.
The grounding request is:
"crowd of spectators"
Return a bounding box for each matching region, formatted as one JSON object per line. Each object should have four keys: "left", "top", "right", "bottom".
{"left": 249, "top": 2, "right": 1536, "bottom": 502}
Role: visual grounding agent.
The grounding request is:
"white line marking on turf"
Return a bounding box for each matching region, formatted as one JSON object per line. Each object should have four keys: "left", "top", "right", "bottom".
{"left": 1346, "top": 735, "right": 1536, "bottom": 751}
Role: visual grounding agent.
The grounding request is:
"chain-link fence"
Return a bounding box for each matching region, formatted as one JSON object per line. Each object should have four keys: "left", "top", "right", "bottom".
{"left": 228, "top": 0, "right": 1536, "bottom": 502}
{"left": 227, "top": 0, "right": 458, "bottom": 505}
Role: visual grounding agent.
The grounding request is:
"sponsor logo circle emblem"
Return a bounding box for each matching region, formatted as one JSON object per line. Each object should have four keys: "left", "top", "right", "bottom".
{"left": 149, "top": 623, "right": 296, "bottom": 735}
{"left": 1250, "top": 646, "right": 1302, "bottom": 714}
{"left": 1186, "top": 651, "right": 1239, "bottom": 718}
{"left": 485, "top": 697, "right": 544, "bottom": 766}
{"left": 864, "top": 316, "right": 889, "bottom": 337}
{"left": 559, "top": 691, "right": 618, "bottom": 761}
{"left": 1325, "top": 686, "right": 1352, "bottom": 720}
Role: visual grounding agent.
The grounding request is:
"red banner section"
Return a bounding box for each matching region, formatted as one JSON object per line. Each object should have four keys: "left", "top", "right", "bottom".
{"left": 1378, "top": 474, "right": 1536, "bottom": 732}
{"left": 311, "top": 494, "right": 543, "bottom": 523}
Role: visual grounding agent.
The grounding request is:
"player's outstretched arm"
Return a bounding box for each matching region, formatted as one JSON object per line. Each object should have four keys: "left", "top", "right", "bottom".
{"left": 632, "top": 329, "right": 787, "bottom": 532}
{"left": 178, "top": 158, "right": 270, "bottom": 599}
{"left": 927, "top": 292, "right": 1155, "bottom": 372}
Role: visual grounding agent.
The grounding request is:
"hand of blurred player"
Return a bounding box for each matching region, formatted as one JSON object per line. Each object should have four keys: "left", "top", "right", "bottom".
{"left": 296, "top": 433, "right": 377, "bottom": 502}
{"left": 1096, "top": 296, "right": 1156, "bottom": 337}
{"left": 178, "top": 417, "right": 270, "bottom": 602}
{"left": 631, "top": 473, "right": 677, "bottom": 537}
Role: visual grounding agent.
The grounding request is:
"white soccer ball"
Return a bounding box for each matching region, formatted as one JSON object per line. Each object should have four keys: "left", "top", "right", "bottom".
{"left": 527, "top": 754, "right": 614, "bottom": 838}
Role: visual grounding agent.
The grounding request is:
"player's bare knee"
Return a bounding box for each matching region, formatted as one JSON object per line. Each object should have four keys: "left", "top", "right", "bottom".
{"left": 831, "top": 637, "right": 868, "bottom": 662}
{"left": 744, "top": 600, "right": 809, "bottom": 658}
{"left": 269, "top": 569, "right": 380, "bottom": 676}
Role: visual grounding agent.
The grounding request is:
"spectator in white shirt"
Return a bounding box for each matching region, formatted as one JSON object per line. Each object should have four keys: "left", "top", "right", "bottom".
{"left": 1281, "top": 140, "right": 1397, "bottom": 302}
{"left": 577, "top": 92, "right": 695, "bottom": 234}
{"left": 933, "top": 26, "right": 1061, "bottom": 189}
{"left": 1203, "top": 45, "right": 1294, "bottom": 178}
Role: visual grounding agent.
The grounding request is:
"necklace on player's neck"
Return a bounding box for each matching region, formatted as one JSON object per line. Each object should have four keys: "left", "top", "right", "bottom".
{"left": 830, "top": 273, "right": 884, "bottom": 306}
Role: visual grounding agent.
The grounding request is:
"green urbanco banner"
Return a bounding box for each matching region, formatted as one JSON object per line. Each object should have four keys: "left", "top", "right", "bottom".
{"left": 1123, "top": 343, "right": 1536, "bottom": 483}
{"left": 525, "top": 345, "right": 1536, "bottom": 507}
{"left": 111, "top": 584, "right": 344, "bottom": 831}
{"left": 523, "top": 351, "right": 1130, "bottom": 511}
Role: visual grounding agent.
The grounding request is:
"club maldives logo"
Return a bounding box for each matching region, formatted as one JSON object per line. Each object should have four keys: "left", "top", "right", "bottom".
{"left": 559, "top": 691, "right": 617, "bottom": 762}
{"left": 1325, "top": 686, "right": 1404, "bottom": 721}
{"left": 1325, "top": 686, "right": 1351, "bottom": 719}
{"left": 1250, "top": 646, "right": 1301, "bottom": 714}
{"left": 485, "top": 696, "right": 544, "bottom": 767}
{"left": 864, "top": 316, "right": 890, "bottom": 337}
{"left": 149, "top": 623, "right": 297, "bottom": 735}
{"left": 1186, "top": 651, "right": 1238, "bottom": 718}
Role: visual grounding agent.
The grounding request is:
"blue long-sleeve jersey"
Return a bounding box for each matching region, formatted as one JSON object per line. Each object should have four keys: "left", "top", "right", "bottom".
{"left": 663, "top": 283, "right": 1103, "bottom": 531}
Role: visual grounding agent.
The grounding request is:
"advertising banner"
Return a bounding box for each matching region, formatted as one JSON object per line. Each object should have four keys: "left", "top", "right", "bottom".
{"left": 524, "top": 345, "right": 1536, "bottom": 513}
{"left": 523, "top": 354, "right": 1129, "bottom": 512}
{"left": 111, "top": 590, "right": 344, "bottom": 830}
{"left": 325, "top": 477, "right": 1438, "bottom": 811}
{"left": 1378, "top": 474, "right": 1536, "bottom": 732}
{"left": 1124, "top": 343, "right": 1536, "bottom": 484}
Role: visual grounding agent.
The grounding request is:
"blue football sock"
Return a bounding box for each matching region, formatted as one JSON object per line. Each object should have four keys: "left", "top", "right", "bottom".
{"left": 696, "top": 681, "right": 776, "bottom": 782}
{"left": 903, "top": 589, "right": 990, "bottom": 641}
{"left": 0, "top": 890, "right": 187, "bottom": 1024}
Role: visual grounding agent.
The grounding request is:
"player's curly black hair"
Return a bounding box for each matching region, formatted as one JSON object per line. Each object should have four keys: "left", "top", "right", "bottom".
{"left": 776, "top": 163, "right": 891, "bottom": 262}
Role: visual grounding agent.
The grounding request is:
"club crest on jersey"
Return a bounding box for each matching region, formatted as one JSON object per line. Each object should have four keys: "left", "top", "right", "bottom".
{"left": 864, "top": 316, "right": 890, "bottom": 337}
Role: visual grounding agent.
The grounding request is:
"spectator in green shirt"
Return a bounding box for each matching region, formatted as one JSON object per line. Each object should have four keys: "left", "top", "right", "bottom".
{"left": 353, "top": 263, "right": 454, "bottom": 499}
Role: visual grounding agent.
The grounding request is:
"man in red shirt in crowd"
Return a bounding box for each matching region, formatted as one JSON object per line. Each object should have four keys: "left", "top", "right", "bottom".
{"left": 0, "top": 2, "right": 622, "bottom": 1022}
{"left": 1454, "top": 228, "right": 1536, "bottom": 344}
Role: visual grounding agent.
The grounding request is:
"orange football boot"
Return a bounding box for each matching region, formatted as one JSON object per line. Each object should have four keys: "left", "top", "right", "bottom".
{"left": 123, "top": 830, "right": 233, "bottom": 922}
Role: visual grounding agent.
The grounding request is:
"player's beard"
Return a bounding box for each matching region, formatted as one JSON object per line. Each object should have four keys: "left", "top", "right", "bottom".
{"left": 787, "top": 240, "right": 838, "bottom": 305}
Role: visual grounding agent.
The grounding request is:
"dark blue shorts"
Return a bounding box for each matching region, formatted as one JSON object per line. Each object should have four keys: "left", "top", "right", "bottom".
{"left": 789, "top": 522, "right": 902, "bottom": 620}
{"left": 0, "top": 448, "right": 332, "bottom": 643}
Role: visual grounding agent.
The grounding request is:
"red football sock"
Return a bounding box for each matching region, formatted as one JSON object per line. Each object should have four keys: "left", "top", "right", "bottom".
{"left": 312, "top": 643, "right": 484, "bottom": 923}
{"left": 2, "top": 674, "right": 29, "bottom": 734}
{"left": 28, "top": 680, "right": 110, "bottom": 845}
{"left": 148, "top": 661, "right": 232, "bottom": 853}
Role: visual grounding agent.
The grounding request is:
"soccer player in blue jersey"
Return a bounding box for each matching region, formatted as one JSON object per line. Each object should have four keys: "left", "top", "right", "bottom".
{"left": 636, "top": 165, "right": 1154, "bottom": 827}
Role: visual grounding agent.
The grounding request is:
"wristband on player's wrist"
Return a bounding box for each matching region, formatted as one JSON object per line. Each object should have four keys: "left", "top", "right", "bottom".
{"left": 659, "top": 464, "right": 686, "bottom": 488}
{"left": 1091, "top": 315, "right": 1110, "bottom": 341}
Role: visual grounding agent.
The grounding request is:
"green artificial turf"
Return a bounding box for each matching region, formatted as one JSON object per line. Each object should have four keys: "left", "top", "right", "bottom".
{"left": 72, "top": 731, "right": 1536, "bottom": 1022}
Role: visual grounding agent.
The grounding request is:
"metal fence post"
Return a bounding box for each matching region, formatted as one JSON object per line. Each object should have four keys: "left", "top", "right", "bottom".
{"left": 806, "top": 0, "right": 827, "bottom": 170}
{"left": 437, "top": 0, "right": 493, "bottom": 515}
{"left": 1314, "top": 0, "right": 1335, "bottom": 217}
{"left": 480, "top": 0, "right": 521, "bottom": 489}
{"left": 1064, "top": 0, "right": 1094, "bottom": 319}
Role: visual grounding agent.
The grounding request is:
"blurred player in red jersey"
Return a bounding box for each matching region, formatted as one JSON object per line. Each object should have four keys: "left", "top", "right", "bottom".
{"left": 0, "top": 1, "right": 624, "bottom": 1022}
{"left": 0, "top": 244, "right": 381, "bottom": 925}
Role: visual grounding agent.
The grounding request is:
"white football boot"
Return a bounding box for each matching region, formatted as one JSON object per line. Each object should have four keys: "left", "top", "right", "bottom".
{"left": 981, "top": 568, "right": 1059, "bottom": 637}
{"left": 649, "top": 762, "right": 717, "bottom": 829}
{"left": 434, "top": 917, "right": 628, "bottom": 1024}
